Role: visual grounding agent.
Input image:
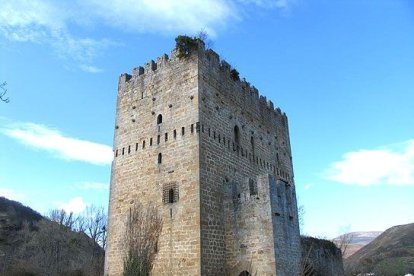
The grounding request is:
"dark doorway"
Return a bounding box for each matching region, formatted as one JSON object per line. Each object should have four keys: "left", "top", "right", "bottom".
{"left": 239, "top": 271, "right": 250, "bottom": 276}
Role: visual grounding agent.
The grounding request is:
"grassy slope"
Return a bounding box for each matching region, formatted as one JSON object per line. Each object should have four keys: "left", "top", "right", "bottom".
{"left": 344, "top": 223, "right": 414, "bottom": 276}
{"left": 0, "top": 196, "right": 104, "bottom": 276}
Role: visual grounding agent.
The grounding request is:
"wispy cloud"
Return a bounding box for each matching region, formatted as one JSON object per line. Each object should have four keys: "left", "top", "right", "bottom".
{"left": 237, "top": 0, "right": 296, "bottom": 9}
{"left": 303, "top": 183, "right": 313, "bottom": 190}
{"left": 78, "top": 182, "right": 109, "bottom": 191}
{"left": 0, "top": 188, "right": 25, "bottom": 201}
{"left": 0, "top": 0, "right": 114, "bottom": 72}
{"left": 79, "top": 64, "right": 103, "bottom": 74}
{"left": 1, "top": 122, "right": 113, "bottom": 165}
{"left": 0, "top": 0, "right": 292, "bottom": 69}
{"left": 324, "top": 139, "right": 414, "bottom": 186}
{"left": 58, "top": 196, "right": 87, "bottom": 214}
{"left": 82, "top": 0, "right": 236, "bottom": 36}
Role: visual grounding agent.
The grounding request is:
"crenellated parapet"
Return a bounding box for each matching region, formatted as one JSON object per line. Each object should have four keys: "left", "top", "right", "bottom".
{"left": 117, "top": 44, "right": 288, "bottom": 124}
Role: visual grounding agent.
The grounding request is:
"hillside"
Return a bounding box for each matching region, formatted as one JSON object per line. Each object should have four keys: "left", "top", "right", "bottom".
{"left": 344, "top": 223, "right": 414, "bottom": 275}
{"left": 333, "top": 231, "right": 382, "bottom": 258}
{"left": 0, "top": 197, "right": 104, "bottom": 276}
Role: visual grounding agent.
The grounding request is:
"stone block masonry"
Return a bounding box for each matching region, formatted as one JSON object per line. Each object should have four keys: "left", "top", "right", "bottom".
{"left": 105, "top": 39, "right": 301, "bottom": 275}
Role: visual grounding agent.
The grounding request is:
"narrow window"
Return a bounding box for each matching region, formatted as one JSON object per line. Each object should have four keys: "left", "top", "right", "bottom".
{"left": 157, "top": 114, "right": 162, "bottom": 124}
{"left": 150, "top": 138, "right": 153, "bottom": 146}
{"left": 168, "top": 189, "right": 174, "bottom": 203}
{"left": 249, "top": 178, "right": 258, "bottom": 196}
{"left": 122, "top": 148, "right": 125, "bottom": 155}
{"left": 157, "top": 135, "right": 160, "bottom": 144}
{"left": 128, "top": 145, "right": 131, "bottom": 154}
{"left": 181, "top": 127, "right": 185, "bottom": 136}
{"left": 218, "top": 134, "right": 221, "bottom": 143}
{"left": 234, "top": 125, "right": 240, "bottom": 144}
{"left": 251, "top": 136, "right": 255, "bottom": 156}
{"left": 158, "top": 153, "right": 162, "bottom": 164}
{"left": 135, "top": 143, "right": 138, "bottom": 151}
{"left": 213, "top": 131, "right": 216, "bottom": 139}
{"left": 165, "top": 133, "right": 168, "bottom": 142}
{"left": 191, "top": 124, "right": 194, "bottom": 133}
{"left": 173, "top": 129, "right": 177, "bottom": 139}
{"left": 115, "top": 149, "right": 118, "bottom": 157}
{"left": 142, "top": 140, "right": 146, "bottom": 149}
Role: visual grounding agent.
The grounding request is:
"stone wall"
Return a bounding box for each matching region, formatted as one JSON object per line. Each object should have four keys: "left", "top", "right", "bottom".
{"left": 198, "top": 47, "right": 301, "bottom": 275}
{"left": 105, "top": 51, "right": 202, "bottom": 275}
{"left": 301, "top": 236, "right": 345, "bottom": 276}
{"left": 105, "top": 41, "right": 301, "bottom": 275}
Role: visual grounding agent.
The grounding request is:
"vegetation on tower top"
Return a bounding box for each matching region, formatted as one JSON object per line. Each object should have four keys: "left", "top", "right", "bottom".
{"left": 175, "top": 35, "right": 203, "bottom": 58}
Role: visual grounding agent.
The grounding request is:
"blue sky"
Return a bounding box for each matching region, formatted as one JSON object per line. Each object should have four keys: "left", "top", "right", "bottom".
{"left": 0, "top": 0, "right": 413, "bottom": 238}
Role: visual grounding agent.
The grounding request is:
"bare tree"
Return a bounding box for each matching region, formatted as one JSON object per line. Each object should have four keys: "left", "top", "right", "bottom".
{"left": 300, "top": 242, "right": 315, "bottom": 276}
{"left": 298, "top": 204, "right": 305, "bottom": 234}
{"left": 335, "top": 232, "right": 354, "bottom": 258}
{"left": 1, "top": 82, "right": 10, "bottom": 103}
{"left": 47, "top": 207, "right": 107, "bottom": 248}
{"left": 197, "top": 30, "right": 213, "bottom": 49}
{"left": 84, "top": 205, "right": 108, "bottom": 248}
{"left": 123, "top": 202, "right": 163, "bottom": 276}
{"left": 47, "top": 209, "right": 77, "bottom": 230}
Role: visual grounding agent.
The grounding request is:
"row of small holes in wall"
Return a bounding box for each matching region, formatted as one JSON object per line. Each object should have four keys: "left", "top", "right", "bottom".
{"left": 114, "top": 122, "right": 199, "bottom": 158}
{"left": 200, "top": 123, "right": 292, "bottom": 182}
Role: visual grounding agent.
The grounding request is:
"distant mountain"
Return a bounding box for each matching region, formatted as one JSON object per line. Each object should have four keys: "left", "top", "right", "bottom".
{"left": 344, "top": 223, "right": 414, "bottom": 276}
{"left": 0, "top": 196, "right": 104, "bottom": 276}
{"left": 333, "top": 231, "right": 382, "bottom": 259}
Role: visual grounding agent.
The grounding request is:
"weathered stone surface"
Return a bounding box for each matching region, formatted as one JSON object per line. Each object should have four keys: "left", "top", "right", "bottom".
{"left": 105, "top": 43, "right": 301, "bottom": 276}
{"left": 301, "top": 236, "right": 344, "bottom": 276}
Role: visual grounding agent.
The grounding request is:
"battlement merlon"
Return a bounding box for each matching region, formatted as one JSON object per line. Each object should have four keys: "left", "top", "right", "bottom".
{"left": 117, "top": 42, "right": 287, "bottom": 124}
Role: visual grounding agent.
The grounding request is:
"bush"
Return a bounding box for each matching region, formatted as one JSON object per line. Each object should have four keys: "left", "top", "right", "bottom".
{"left": 230, "top": 69, "right": 240, "bottom": 81}
{"left": 175, "top": 35, "right": 201, "bottom": 58}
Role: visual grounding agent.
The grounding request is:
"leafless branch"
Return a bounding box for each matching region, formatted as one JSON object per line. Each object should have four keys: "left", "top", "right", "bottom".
{"left": 1, "top": 82, "right": 10, "bottom": 103}
{"left": 123, "top": 201, "right": 163, "bottom": 275}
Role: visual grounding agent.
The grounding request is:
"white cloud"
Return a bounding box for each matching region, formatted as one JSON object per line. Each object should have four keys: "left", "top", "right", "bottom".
{"left": 0, "top": 0, "right": 291, "bottom": 68}
{"left": 0, "top": 188, "right": 25, "bottom": 201}
{"left": 79, "top": 182, "right": 109, "bottom": 191}
{"left": 303, "top": 183, "right": 313, "bottom": 190}
{"left": 324, "top": 139, "right": 414, "bottom": 186}
{"left": 82, "top": 0, "right": 236, "bottom": 36}
{"left": 0, "top": 0, "right": 115, "bottom": 71}
{"left": 59, "top": 196, "right": 87, "bottom": 214}
{"left": 237, "top": 0, "right": 296, "bottom": 9}
{"left": 79, "top": 64, "right": 103, "bottom": 74}
{"left": 1, "top": 122, "right": 113, "bottom": 166}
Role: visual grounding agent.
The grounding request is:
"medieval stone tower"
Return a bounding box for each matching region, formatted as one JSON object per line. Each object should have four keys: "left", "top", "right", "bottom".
{"left": 105, "top": 39, "right": 301, "bottom": 276}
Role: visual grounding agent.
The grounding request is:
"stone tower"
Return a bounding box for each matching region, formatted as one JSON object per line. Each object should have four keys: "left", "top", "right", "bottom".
{"left": 105, "top": 39, "right": 301, "bottom": 276}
